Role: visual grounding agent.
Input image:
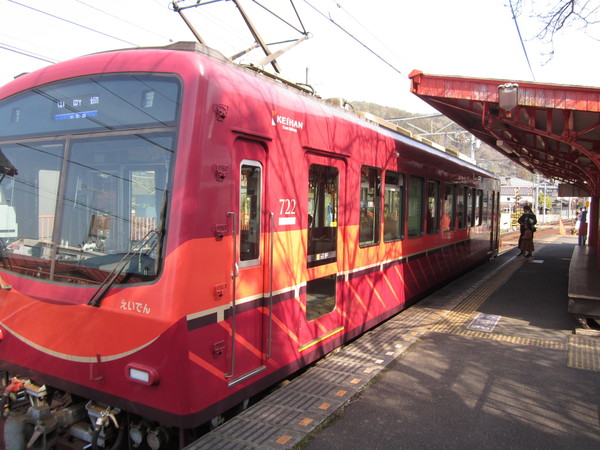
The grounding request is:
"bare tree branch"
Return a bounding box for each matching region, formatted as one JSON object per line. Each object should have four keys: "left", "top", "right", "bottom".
{"left": 510, "top": 0, "right": 599, "bottom": 61}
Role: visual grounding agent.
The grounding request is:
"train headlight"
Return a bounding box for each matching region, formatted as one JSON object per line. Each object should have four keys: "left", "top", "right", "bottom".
{"left": 125, "top": 364, "right": 159, "bottom": 386}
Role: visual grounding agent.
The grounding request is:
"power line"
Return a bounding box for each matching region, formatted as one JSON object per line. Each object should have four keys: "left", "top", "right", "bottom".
{"left": 8, "top": 0, "right": 139, "bottom": 47}
{"left": 509, "top": 0, "right": 536, "bottom": 81}
{"left": 303, "top": 0, "right": 404, "bottom": 77}
{"left": 331, "top": 1, "right": 410, "bottom": 73}
{"left": 0, "top": 42, "right": 58, "bottom": 64}
{"left": 74, "top": 0, "right": 173, "bottom": 42}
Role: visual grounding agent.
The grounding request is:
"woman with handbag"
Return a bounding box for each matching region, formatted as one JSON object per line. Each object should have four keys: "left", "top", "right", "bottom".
{"left": 517, "top": 204, "right": 537, "bottom": 258}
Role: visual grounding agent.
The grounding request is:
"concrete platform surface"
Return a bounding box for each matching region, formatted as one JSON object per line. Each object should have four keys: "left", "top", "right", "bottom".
{"left": 302, "top": 236, "right": 600, "bottom": 449}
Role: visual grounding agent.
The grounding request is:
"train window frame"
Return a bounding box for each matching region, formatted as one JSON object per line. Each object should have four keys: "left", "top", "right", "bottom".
{"left": 408, "top": 175, "right": 424, "bottom": 238}
{"left": 384, "top": 170, "right": 404, "bottom": 242}
{"left": 426, "top": 180, "right": 440, "bottom": 235}
{"left": 483, "top": 190, "right": 490, "bottom": 226}
{"left": 0, "top": 74, "right": 182, "bottom": 140}
{"left": 239, "top": 160, "right": 262, "bottom": 267}
{"left": 359, "top": 165, "right": 381, "bottom": 247}
{"left": 467, "top": 188, "right": 475, "bottom": 227}
{"left": 442, "top": 183, "right": 455, "bottom": 232}
{"left": 307, "top": 164, "right": 338, "bottom": 268}
{"left": 306, "top": 274, "right": 337, "bottom": 321}
{"left": 475, "top": 189, "right": 483, "bottom": 226}
{"left": 457, "top": 186, "right": 467, "bottom": 229}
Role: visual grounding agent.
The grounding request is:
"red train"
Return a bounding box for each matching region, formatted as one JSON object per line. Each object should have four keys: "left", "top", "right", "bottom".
{"left": 0, "top": 42, "right": 499, "bottom": 449}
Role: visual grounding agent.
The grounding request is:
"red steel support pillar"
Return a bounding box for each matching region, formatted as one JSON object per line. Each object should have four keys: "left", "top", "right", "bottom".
{"left": 591, "top": 196, "right": 600, "bottom": 268}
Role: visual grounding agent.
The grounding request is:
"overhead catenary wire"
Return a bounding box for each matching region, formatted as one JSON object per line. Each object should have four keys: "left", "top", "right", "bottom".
{"left": 329, "top": 0, "right": 411, "bottom": 75}
{"left": 74, "top": 0, "right": 174, "bottom": 42}
{"left": 8, "top": 0, "right": 139, "bottom": 47}
{"left": 303, "top": 0, "right": 405, "bottom": 78}
{"left": 509, "top": 0, "right": 536, "bottom": 81}
{"left": 0, "top": 42, "right": 58, "bottom": 64}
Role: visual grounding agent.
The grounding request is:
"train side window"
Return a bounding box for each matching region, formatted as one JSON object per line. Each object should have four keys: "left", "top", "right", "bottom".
{"left": 240, "top": 161, "right": 262, "bottom": 265}
{"left": 467, "top": 188, "right": 475, "bottom": 227}
{"left": 384, "top": 171, "right": 404, "bottom": 242}
{"left": 487, "top": 190, "right": 493, "bottom": 226}
{"left": 307, "top": 164, "right": 338, "bottom": 268}
{"left": 476, "top": 189, "right": 483, "bottom": 226}
{"left": 442, "top": 183, "right": 455, "bottom": 232}
{"left": 408, "top": 176, "right": 424, "bottom": 238}
{"left": 306, "top": 274, "right": 336, "bottom": 321}
{"left": 359, "top": 166, "right": 381, "bottom": 246}
{"left": 457, "top": 186, "right": 467, "bottom": 229}
{"left": 426, "top": 180, "right": 440, "bottom": 235}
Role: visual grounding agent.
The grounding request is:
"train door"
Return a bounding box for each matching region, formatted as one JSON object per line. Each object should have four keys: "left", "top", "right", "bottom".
{"left": 226, "top": 138, "right": 268, "bottom": 387}
{"left": 300, "top": 153, "right": 346, "bottom": 350}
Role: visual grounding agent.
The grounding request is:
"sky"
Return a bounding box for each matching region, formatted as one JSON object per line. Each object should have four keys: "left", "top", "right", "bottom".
{"left": 1, "top": 0, "right": 599, "bottom": 114}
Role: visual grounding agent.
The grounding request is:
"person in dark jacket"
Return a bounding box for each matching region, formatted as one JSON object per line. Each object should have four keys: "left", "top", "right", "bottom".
{"left": 517, "top": 204, "right": 537, "bottom": 257}
{"left": 577, "top": 207, "right": 588, "bottom": 246}
{"left": 519, "top": 221, "right": 535, "bottom": 258}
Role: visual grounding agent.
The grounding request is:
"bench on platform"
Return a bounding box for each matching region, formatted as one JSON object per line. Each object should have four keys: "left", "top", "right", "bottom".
{"left": 568, "top": 245, "right": 600, "bottom": 327}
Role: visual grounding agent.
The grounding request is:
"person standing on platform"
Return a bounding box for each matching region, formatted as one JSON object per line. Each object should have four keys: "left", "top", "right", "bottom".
{"left": 519, "top": 221, "right": 535, "bottom": 259}
{"left": 577, "top": 207, "right": 588, "bottom": 245}
{"left": 517, "top": 204, "right": 537, "bottom": 257}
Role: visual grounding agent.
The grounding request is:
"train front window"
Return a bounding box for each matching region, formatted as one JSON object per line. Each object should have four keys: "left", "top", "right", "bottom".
{"left": 0, "top": 74, "right": 179, "bottom": 285}
{"left": 0, "top": 134, "right": 173, "bottom": 284}
{"left": 0, "top": 74, "right": 180, "bottom": 138}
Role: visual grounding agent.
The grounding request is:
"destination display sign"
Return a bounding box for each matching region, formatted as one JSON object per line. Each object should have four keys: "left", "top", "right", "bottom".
{"left": 0, "top": 75, "right": 181, "bottom": 140}
{"left": 54, "top": 94, "right": 100, "bottom": 121}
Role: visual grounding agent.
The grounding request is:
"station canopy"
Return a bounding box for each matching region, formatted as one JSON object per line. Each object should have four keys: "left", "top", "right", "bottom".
{"left": 409, "top": 71, "right": 600, "bottom": 197}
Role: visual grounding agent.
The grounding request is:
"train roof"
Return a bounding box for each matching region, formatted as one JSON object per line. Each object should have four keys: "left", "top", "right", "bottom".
{"left": 0, "top": 41, "right": 497, "bottom": 180}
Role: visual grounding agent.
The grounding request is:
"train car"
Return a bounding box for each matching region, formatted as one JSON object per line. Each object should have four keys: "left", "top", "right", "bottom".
{"left": 0, "top": 42, "right": 499, "bottom": 449}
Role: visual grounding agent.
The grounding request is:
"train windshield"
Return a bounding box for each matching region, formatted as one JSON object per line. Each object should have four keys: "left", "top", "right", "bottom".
{"left": 0, "top": 74, "right": 180, "bottom": 285}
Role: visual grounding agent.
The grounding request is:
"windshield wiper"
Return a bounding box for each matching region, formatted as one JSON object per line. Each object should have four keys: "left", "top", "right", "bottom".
{"left": 87, "top": 229, "right": 159, "bottom": 307}
{"left": 0, "top": 238, "right": 12, "bottom": 273}
{"left": 0, "top": 148, "right": 18, "bottom": 183}
{"left": 88, "top": 191, "right": 168, "bottom": 307}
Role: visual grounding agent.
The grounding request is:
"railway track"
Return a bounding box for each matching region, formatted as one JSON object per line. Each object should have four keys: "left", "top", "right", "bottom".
{"left": 499, "top": 224, "right": 562, "bottom": 253}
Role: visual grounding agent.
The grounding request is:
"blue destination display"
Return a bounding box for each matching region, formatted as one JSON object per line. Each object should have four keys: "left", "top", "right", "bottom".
{"left": 0, "top": 74, "right": 181, "bottom": 139}
{"left": 55, "top": 110, "right": 98, "bottom": 121}
{"left": 467, "top": 313, "right": 501, "bottom": 332}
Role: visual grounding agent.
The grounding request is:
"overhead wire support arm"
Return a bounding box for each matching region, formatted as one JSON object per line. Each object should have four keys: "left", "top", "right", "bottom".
{"left": 172, "top": 0, "right": 223, "bottom": 11}
{"left": 172, "top": 0, "right": 310, "bottom": 73}
{"left": 232, "top": 0, "right": 281, "bottom": 73}
{"left": 171, "top": 1, "right": 207, "bottom": 45}
{"left": 256, "top": 34, "right": 308, "bottom": 68}
{"left": 251, "top": 0, "right": 309, "bottom": 36}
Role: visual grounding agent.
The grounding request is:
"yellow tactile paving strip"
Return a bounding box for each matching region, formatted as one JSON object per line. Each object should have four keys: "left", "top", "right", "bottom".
{"left": 431, "top": 249, "right": 568, "bottom": 350}
{"left": 568, "top": 336, "right": 600, "bottom": 371}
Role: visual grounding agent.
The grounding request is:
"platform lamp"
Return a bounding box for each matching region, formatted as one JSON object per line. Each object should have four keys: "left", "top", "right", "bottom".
{"left": 498, "top": 83, "right": 519, "bottom": 117}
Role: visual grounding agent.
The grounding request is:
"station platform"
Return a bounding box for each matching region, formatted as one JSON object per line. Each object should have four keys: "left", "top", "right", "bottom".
{"left": 188, "top": 234, "right": 600, "bottom": 449}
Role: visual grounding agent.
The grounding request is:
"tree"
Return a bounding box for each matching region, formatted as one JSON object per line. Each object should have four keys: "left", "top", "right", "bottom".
{"left": 510, "top": 0, "right": 600, "bottom": 59}
{"left": 538, "top": 191, "right": 552, "bottom": 213}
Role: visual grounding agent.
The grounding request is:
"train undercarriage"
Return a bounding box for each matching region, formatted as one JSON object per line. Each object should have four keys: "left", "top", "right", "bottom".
{"left": 1, "top": 375, "right": 176, "bottom": 450}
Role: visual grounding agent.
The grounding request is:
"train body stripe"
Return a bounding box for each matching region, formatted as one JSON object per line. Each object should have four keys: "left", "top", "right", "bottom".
{"left": 0, "top": 322, "right": 159, "bottom": 362}
{"left": 184, "top": 239, "right": 477, "bottom": 330}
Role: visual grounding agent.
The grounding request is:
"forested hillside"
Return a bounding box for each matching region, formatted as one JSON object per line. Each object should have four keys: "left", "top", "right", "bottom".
{"left": 350, "top": 100, "right": 532, "bottom": 180}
